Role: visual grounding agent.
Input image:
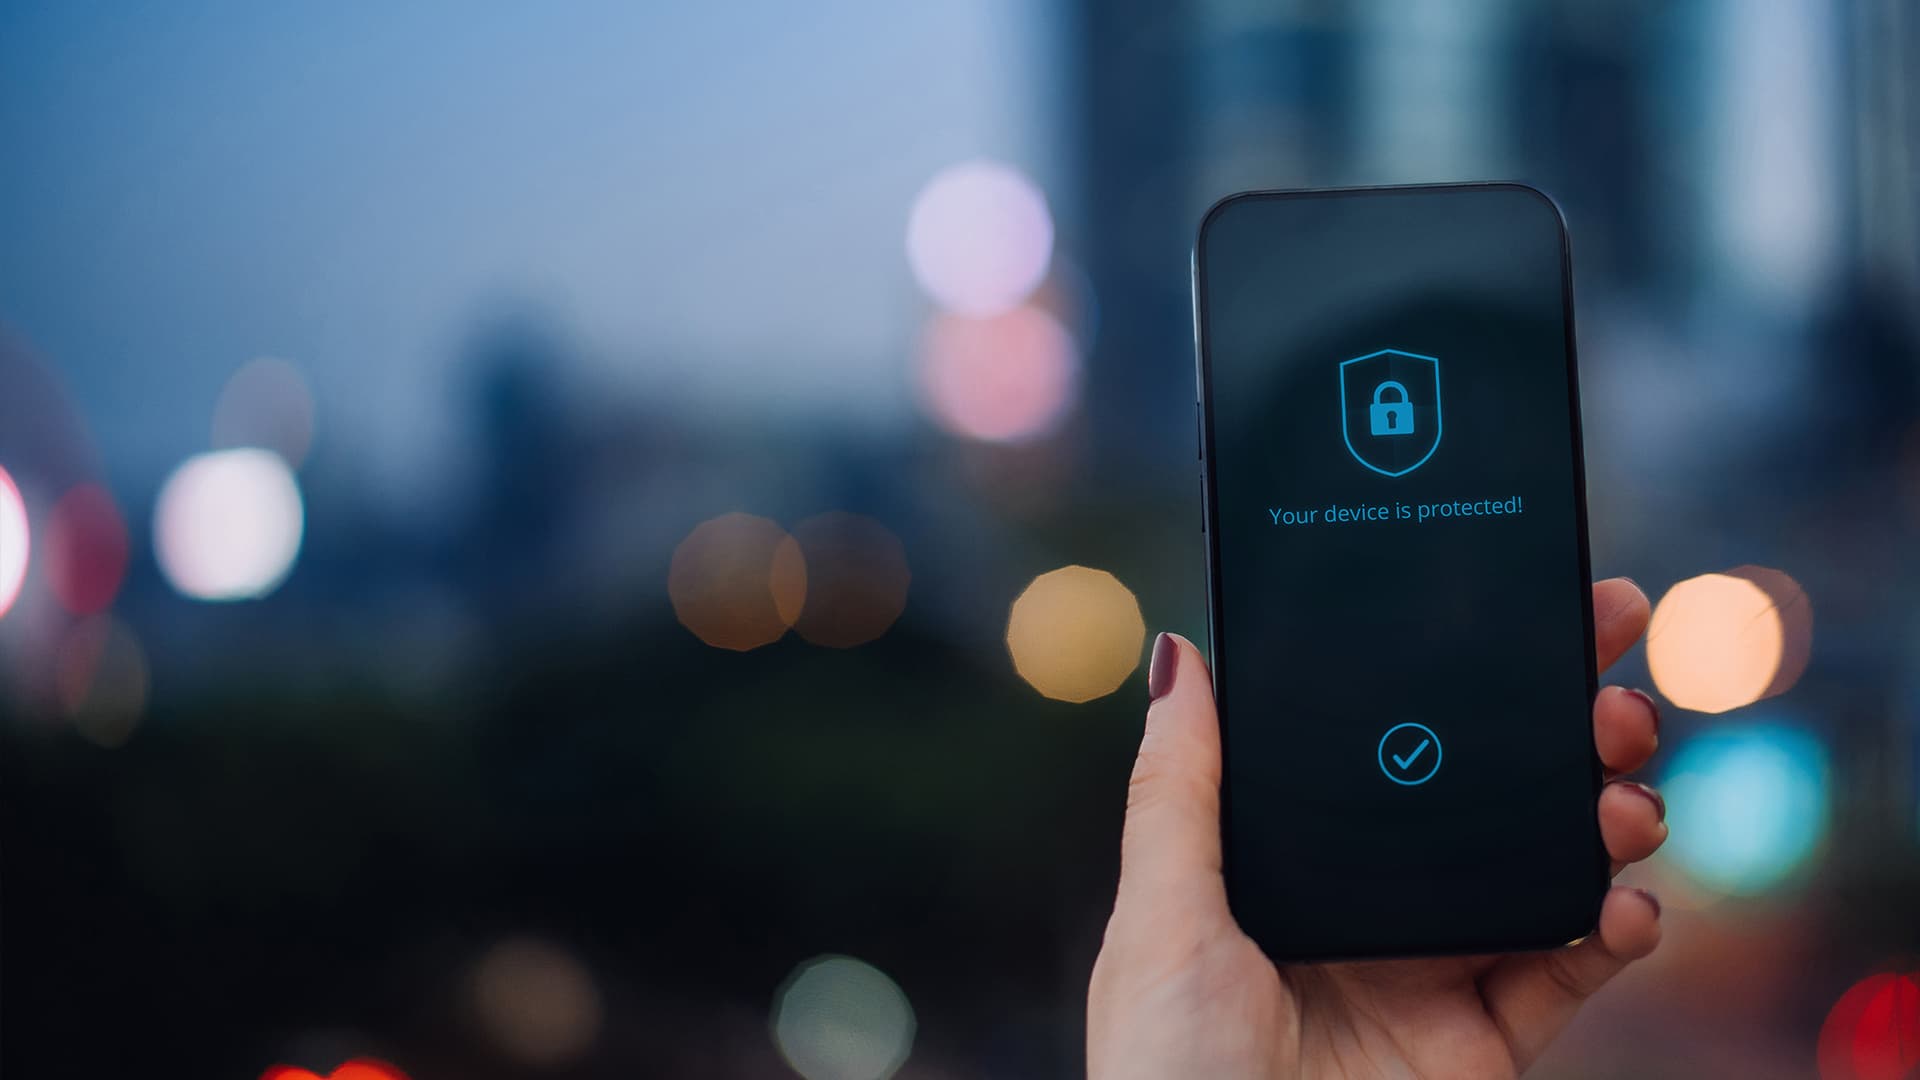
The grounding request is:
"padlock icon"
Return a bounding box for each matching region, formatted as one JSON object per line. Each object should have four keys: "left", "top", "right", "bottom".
{"left": 1369, "top": 380, "right": 1414, "bottom": 437}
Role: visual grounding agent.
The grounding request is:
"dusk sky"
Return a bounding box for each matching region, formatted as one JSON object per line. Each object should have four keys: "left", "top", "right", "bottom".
{"left": 0, "top": 1, "right": 1057, "bottom": 506}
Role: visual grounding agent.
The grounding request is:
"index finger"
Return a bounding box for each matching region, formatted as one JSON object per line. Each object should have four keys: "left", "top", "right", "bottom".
{"left": 1593, "top": 578, "right": 1650, "bottom": 673}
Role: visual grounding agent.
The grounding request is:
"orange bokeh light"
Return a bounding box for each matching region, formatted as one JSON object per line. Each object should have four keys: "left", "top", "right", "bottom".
{"left": 1647, "top": 567, "right": 1811, "bottom": 714}
{"left": 471, "top": 937, "right": 603, "bottom": 1067}
{"left": 1005, "top": 566, "right": 1146, "bottom": 703}
{"left": 669, "top": 513, "right": 806, "bottom": 651}
{"left": 789, "top": 512, "right": 910, "bottom": 648}
{"left": 1724, "top": 564, "right": 1812, "bottom": 700}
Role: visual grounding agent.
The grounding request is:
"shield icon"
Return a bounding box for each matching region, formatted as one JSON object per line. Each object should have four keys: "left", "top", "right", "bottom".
{"left": 1338, "top": 348, "right": 1442, "bottom": 477}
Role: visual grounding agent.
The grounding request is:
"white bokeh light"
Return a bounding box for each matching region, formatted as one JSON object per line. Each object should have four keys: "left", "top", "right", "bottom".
{"left": 906, "top": 160, "right": 1054, "bottom": 316}
{"left": 0, "top": 465, "right": 29, "bottom": 619}
{"left": 154, "top": 448, "right": 305, "bottom": 602}
{"left": 772, "top": 955, "right": 916, "bottom": 1080}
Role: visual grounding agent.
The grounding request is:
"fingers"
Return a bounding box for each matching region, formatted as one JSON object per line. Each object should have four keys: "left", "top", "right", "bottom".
{"left": 1592, "top": 579, "right": 1650, "bottom": 673}
{"left": 1478, "top": 887, "right": 1663, "bottom": 1072}
{"left": 1591, "top": 673, "right": 1665, "bottom": 874}
{"left": 1116, "top": 633, "right": 1229, "bottom": 919}
{"left": 1599, "top": 779, "right": 1668, "bottom": 872}
{"left": 1593, "top": 685, "right": 1660, "bottom": 776}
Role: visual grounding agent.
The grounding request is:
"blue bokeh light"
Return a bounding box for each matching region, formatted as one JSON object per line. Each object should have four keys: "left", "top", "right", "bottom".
{"left": 1660, "top": 722, "right": 1830, "bottom": 896}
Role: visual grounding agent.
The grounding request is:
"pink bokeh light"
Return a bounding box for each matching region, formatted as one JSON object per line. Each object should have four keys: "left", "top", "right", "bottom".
{"left": 918, "top": 306, "right": 1078, "bottom": 444}
{"left": 46, "top": 483, "right": 129, "bottom": 616}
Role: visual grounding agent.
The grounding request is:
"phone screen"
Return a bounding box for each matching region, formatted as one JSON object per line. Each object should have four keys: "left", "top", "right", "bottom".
{"left": 1194, "top": 184, "right": 1605, "bottom": 960}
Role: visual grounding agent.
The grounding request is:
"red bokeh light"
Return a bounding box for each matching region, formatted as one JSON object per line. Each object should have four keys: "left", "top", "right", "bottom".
{"left": 45, "top": 483, "right": 128, "bottom": 615}
{"left": 1818, "top": 972, "right": 1920, "bottom": 1080}
{"left": 259, "top": 1059, "right": 410, "bottom": 1080}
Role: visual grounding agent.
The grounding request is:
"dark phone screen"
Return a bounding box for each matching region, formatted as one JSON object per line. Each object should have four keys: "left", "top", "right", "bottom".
{"left": 1195, "top": 185, "right": 1605, "bottom": 960}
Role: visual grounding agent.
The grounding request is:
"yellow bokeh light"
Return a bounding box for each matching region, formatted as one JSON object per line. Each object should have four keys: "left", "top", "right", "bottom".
{"left": 669, "top": 513, "right": 806, "bottom": 651}
{"left": 1006, "top": 566, "right": 1146, "bottom": 703}
{"left": 1648, "top": 569, "right": 1810, "bottom": 714}
{"left": 790, "top": 512, "right": 910, "bottom": 648}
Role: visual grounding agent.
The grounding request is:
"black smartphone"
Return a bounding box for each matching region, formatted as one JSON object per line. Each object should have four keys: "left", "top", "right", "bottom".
{"left": 1192, "top": 183, "right": 1606, "bottom": 961}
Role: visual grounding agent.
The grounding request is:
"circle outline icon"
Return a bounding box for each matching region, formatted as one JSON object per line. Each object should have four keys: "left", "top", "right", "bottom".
{"left": 1377, "top": 721, "right": 1443, "bottom": 786}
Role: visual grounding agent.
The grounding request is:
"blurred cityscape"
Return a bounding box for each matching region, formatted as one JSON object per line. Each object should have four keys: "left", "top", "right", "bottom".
{"left": 1, "top": 1, "right": 1918, "bottom": 1077}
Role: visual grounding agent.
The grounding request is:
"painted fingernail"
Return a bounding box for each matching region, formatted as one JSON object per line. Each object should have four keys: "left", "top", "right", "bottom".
{"left": 1632, "top": 887, "right": 1661, "bottom": 917}
{"left": 1148, "top": 632, "right": 1179, "bottom": 702}
{"left": 1616, "top": 779, "right": 1666, "bottom": 822}
{"left": 1622, "top": 687, "right": 1662, "bottom": 737}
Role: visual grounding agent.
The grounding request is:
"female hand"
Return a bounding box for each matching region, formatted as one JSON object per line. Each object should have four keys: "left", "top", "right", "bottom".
{"left": 1088, "top": 579, "right": 1665, "bottom": 1079}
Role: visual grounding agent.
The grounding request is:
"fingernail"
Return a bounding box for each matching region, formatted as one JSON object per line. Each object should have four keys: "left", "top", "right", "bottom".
{"left": 1632, "top": 887, "right": 1661, "bottom": 918}
{"left": 1148, "top": 633, "right": 1179, "bottom": 701}
{"left": 1622, "top": 687, "right": 1662, "bottom": 738}
{"left": 1617, "top": 779, "right": 1666, "bottom": 822}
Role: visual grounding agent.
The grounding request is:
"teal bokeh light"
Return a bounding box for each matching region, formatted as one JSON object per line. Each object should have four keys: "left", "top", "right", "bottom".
{"left": 1661, "top": 723, "right": 1829, "bottom": 896}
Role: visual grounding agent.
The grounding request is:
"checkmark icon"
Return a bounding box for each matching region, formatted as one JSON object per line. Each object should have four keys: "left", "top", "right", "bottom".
{"left": 1376, "top": 722, "right": 1443, "bottom": 785}
{"left": 1390, "top": 738, "right": 1431, "bottom": 772}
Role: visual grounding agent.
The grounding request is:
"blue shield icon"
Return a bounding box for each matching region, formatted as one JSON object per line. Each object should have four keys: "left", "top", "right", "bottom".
{"left": 1339, "top": 348, "right": 1441, "bottom": 477}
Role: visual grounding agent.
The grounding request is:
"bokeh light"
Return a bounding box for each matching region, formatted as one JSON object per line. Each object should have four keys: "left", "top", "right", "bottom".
{"left": 919, "top": 306, "right": 1079, "bottom": 443}
{"left": 1660, "top": 723, "right": 1829, "bottom": 896}
{"left": 260, "top": 1060, "right": 411, "bottom": 1080}
{"left": 0, "top": 465, "right": 28, "bottom": 619}
{"left": 213, "top": 357, "right": 316, "bottom": 468}
{"left": 771, "top": 955, "right": 916, "bottom": 1080}
{"left": 56, "top": 614, "right": 148, "bottom": 749}
{"left": 45, "top": 483, "right": 129, "bottom": 615}
{"left": 790, "top": 512, "right": 910, "bottom": 648}
{"left": 1724, "top": 564, "right": 1813, "bottom": 700}
{"left": 154, "top": 448, "right": 305, "bottom": 602}
{"left": 1648, "top": 568, "right": 1811, "bottom": 713}
{"left": 906, "top": 160, "right": 1053, "bottom": 317}
{"left": 1005, "top": 566, "right": 1147, "bottom": 703}
{"left": 1818, "top": 972, "right": 1920, "bottom": 1080}
{"left": 669, "top": 512, "right": 807, "bottom": 650}
{"left": 470, "top": 937, "right": 603, "bottom": 1068}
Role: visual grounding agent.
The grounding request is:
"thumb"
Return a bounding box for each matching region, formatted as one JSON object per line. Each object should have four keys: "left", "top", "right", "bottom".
{"left": 1117, "top": 633, "right": 1228, "bottom": 917}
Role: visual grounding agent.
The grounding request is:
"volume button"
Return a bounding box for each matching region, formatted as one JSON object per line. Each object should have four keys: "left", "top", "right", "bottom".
{"left": 1196, "top": 401, "right": 1203, "bottom": 460}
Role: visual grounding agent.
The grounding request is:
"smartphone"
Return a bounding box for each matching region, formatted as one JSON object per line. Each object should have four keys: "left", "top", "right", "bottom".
{"left": 1192, "top": 183, "right": 1606, "bottom": 961}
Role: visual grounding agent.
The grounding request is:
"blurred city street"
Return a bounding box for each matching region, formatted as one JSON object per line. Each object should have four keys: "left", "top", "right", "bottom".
{"left": 1, "top": 2, "right": 1917, "bottom": 1077}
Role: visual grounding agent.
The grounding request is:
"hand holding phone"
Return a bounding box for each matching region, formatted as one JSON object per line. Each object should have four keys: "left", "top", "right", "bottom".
{"left": 1087, "top": 585, "right": 1666, "bottom": 1080}
{"left": 1087, "top": 185, "right": 1670, "bottom": 1079}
